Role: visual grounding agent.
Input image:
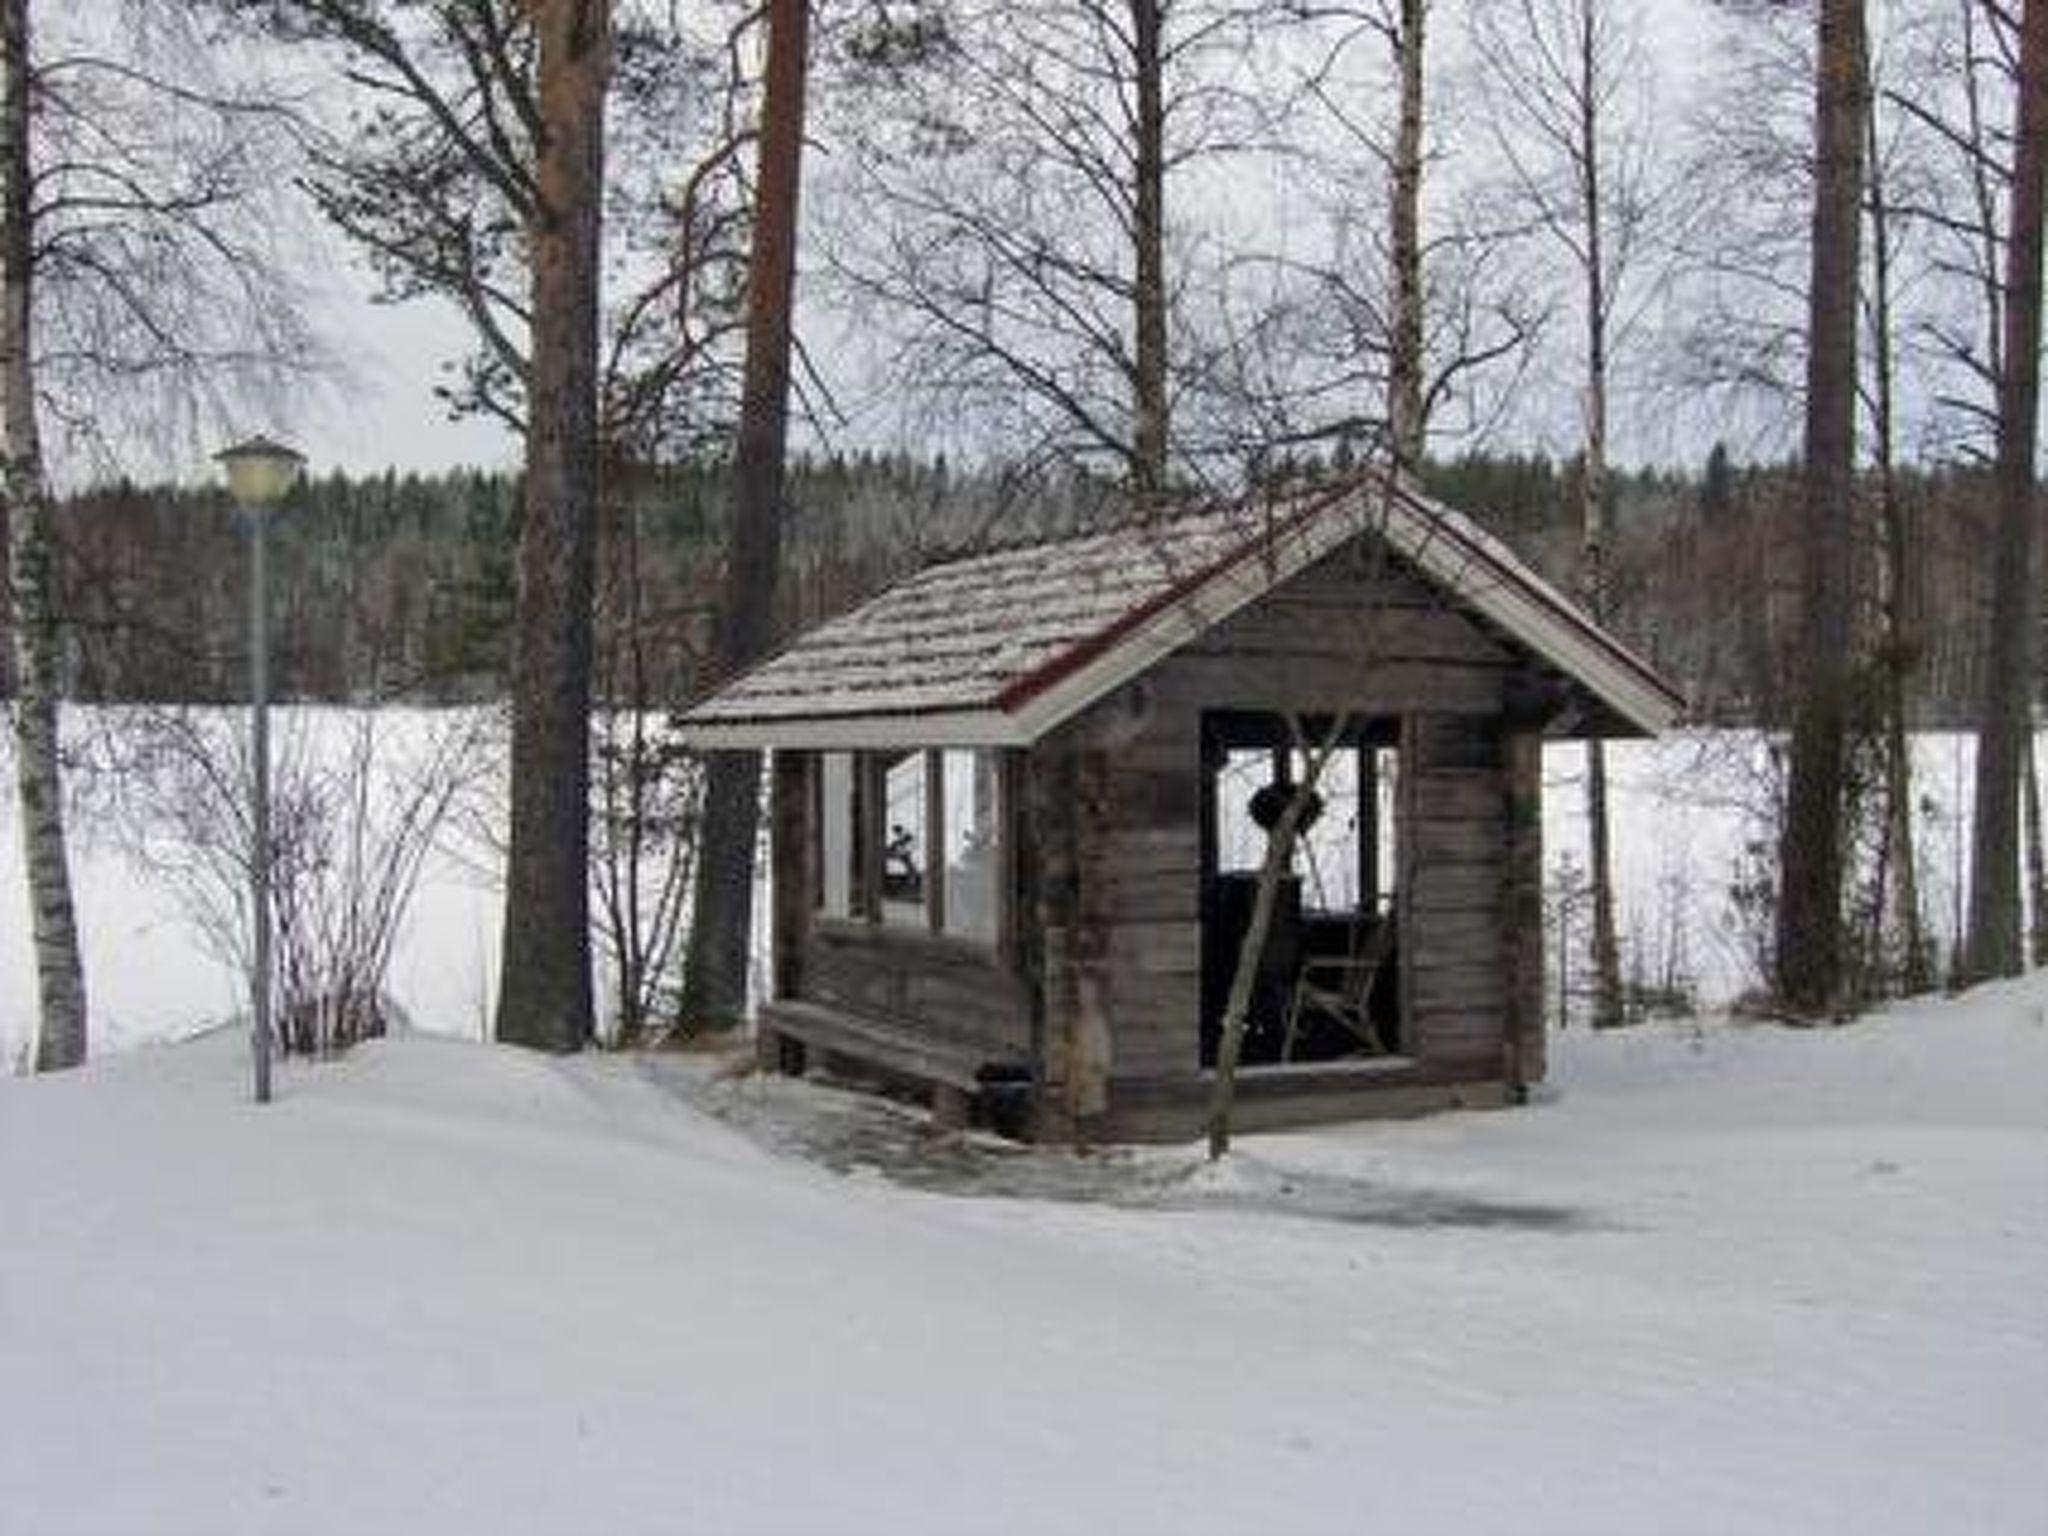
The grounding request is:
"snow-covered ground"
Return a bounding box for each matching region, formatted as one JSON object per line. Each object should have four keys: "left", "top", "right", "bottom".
{"left": 3, "top": 712, "right": 2044, "bottom": 1529}
{"left": 3, "top": 976, "right": 2043, "bottom": 1534}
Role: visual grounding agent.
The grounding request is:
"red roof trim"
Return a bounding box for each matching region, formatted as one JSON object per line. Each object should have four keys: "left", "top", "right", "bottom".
{"left": 1382, "top": 479, "right": 1687, "bottom": 714}
{"left": 990, "top": 482, "right": 1347, "bottom": 715}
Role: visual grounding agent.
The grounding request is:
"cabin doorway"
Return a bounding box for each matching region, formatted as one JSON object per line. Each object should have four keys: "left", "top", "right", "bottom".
{"left": 1198, "top": 711, "right": 1403, "bottom": 1068}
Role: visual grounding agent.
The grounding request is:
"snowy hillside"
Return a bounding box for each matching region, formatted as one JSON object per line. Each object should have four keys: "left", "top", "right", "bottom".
{"left": 4, "top": 978, "right": 2043, "bottom": 1534}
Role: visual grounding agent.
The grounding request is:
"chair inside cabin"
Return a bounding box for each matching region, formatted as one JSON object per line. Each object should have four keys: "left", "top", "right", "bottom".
{"left": 1281, "top": 897, "right": 1395, "bottom": 1061}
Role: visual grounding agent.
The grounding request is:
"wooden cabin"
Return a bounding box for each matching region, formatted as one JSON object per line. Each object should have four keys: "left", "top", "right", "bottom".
{"left": 677, "top": 474, "right": 1684, "bottom": 1142}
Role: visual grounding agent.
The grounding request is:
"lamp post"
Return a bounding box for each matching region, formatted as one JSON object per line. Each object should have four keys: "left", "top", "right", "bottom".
{"left": 216, "top": 435, "right": 304, "bottom": 1104}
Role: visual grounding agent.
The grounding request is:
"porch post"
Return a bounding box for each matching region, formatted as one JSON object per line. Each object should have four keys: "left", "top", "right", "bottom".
{"left": 1503, "top": 728, "right": 1546, "bottom": 1091}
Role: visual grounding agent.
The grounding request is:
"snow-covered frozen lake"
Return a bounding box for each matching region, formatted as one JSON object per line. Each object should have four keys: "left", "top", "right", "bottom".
{"left": 0, "top": 709, "right": 2015, "bottom": 1065}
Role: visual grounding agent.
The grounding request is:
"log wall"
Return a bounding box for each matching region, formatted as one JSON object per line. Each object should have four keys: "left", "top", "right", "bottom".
{"left": 1401, "top": 714, "right": 1511, "bottom": 1073}
{"left": 1044, "top": 547, "right": 1527, "bottom": 1112}
{"left": 799, "top": 921, "right": 1033, "bottom": 1061}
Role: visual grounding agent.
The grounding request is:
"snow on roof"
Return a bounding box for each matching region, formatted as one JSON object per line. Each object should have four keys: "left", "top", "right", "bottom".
{"left": 678, "top": 473, "right": 1685, "bottom": 749}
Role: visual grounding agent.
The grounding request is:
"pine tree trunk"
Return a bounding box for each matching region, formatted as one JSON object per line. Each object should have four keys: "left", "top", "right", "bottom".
{"left": 495, "top": 0, "right": 609, "bottom": 1053}
{"left": 1775, "top": 0, "right": 1867, "bottom": 1016}
{"left": 1387, "top": 0, "right": 1426, "bottom": 474}
{"left": 1129, "top": 0, "right": 1168, "bottom": 500}
{"left": 1964, "top": 0, "right": 2046, "bottom": 983}
{"left": 679, "top": 0, "right": 811, "bottom": 1032}
{"left": 2, "top": 0, "right": 85, "bottom": 1072}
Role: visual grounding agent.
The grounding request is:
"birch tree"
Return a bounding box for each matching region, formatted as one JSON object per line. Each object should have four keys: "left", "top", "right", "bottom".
{"left": 1387, "top": 0, "right": 1426, "bottom": 472}
{"left": 1470, "top": 0, "right": 1663, "bottom": 1028}
{"left": 2, "top": 0, "right": 83, "bottom": 1070}
{"left": 1266, "top": 0, "right": 1536, "bottom": 470}
{"left": 5, "top": 1, "right": 311, "bottom": 1071}
{"left": 1291, "top": 0, "right": 1433, "bottom": 467}
{"left": 826, "top": 0, "right": 1266, "bottom": 492}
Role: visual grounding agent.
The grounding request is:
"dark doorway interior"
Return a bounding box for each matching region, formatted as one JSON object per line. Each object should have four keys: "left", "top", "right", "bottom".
{"left": 1198, "top": 711, "right": 1403, "bottom": 1067}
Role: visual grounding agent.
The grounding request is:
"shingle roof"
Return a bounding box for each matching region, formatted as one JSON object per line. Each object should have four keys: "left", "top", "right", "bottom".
{"left": 678, "top": 473, "right": 1684, "bottom": 748}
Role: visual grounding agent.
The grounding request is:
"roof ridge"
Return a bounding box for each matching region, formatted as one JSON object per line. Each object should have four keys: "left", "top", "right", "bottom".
{"left": 910, "top": 473, "right": 1357, "bottom": 572}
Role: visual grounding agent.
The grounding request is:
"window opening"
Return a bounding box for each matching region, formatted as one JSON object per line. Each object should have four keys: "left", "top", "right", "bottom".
{"left": 1201, "top": 716, "right": 1401, "bottom": 1067}
{"left": 941, "top": 750, "right": 1001, "bottom": 942}
{"left": 818, "top": 752, "right": 854, "bottom": 917}
{"left": 880, "top": 750, "right": 927, "bottom": 926}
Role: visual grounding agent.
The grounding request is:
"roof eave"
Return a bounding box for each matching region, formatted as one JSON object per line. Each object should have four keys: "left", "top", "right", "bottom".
{"left": 675, "top": 708, "right": 1030, "bottom": 752}
{"left": 1383, "top": 491, "right": 1684, "bottom": 737}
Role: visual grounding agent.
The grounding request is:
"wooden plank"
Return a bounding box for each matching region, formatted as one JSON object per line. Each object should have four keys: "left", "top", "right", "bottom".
{"left": 1110, "top": 1029, "right": 1190, "bottom": 1078}
{"left": 1104, "top": 989, "right": 1196, "bottom": 1068}
{"left": 1395, "top": 715, "right": 1420, "bottom": 1053}
{"left": 1102, "top": 823, "right": 1202, "bottom": 864}
{"left": 770, "top": 750, "right": 810, "bottom": 1002}
{"left": 1409, "top": 865, "right": 1506, "bottom": 910}
{"left": 761, "top": 1000, "right": 1023, "bottom": 1092}
{"left": 1415, "top": 911, "right": 1507, "bottom": 952}
{"left": 1111, "top": 872, "right": 1198, "bottom": 922}
{"left": 1105, "top": 766, "right": 1201, "bottom": 827}
{"left": 1408, "top": 819, "right": 1503, "bottom": 864}
{"left": 1065, "top": 743, "right": 1116, "bottom": 1122}
{"left": 1184, "top": 635, "right": 1508, "bottom": 680}
{"left": 1030, "top": 736, "right": 1080, "bottom": 1139}
{"left": 1410, "top": 776, "right": 1505, "bottom": 819}
{"left": 1112, "top": 920, "right": 1202, "bottom": 976}
{"left": 998, "top": 747, "right": 1027, "bottom": 970}
{"left": 1411, "top": 714, "right": 1502, "bottom": 770}
{"left": 1409, "top": 1020, "right": 1507, "bottom": 1069}
{"left": 1098, "top": 1065, "right": 1509, "bottom": 1144}
{"left": 1149, "top": 656, "right": 1506, "bottom": 717}
{"left": 802, "top": 921, "right": 1032, "bottom": 1055}
{"left": 1503, "top": 728, "right": 1546, "bottom": 1088}
{"left": 857, "top": 752, "right": 884, "bottom": 919}
{"left": 1004, "top": 746, "right": 1043, "bottom": 1074}
{"left": 1107, "top": 711, "right": 1201, "bottom": 772}
{"left": 923, "top": 748, "right": 945, "bottom": 934}
{"left": 1409, "top": 970, "right": 1508, "bottom": 1012}
{"left": 1409, "top": 923, "right": 1510, "bottom": 964}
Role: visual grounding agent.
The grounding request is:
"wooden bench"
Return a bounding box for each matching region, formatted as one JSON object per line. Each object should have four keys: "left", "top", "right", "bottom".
{"left": 757, "top": 1000, "right": 1030, "bottom": 1130}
